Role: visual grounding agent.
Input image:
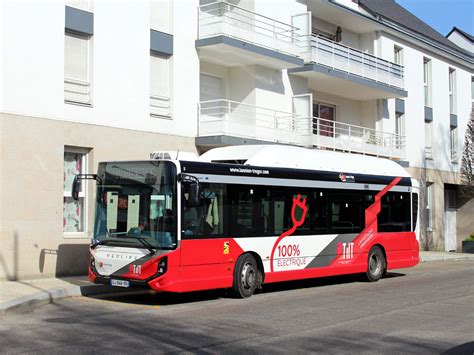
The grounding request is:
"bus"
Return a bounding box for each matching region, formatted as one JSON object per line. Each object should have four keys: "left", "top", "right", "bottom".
{"left": 73, "top": 145, "right": 419, "bottom": 298}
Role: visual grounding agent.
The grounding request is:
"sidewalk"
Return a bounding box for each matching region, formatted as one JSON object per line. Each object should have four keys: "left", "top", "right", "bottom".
{"left": 0, "top": 276, "right": 151, "bottom": 319}
{"left": 1, "top": 252, "right": 473, "bottom": 318}
{"left": 419, "top": 251, "right": 474, "bottom": 262}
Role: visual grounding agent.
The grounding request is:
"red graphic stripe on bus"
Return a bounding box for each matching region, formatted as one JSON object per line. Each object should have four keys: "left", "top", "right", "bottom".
{"left": 331, "top": 176, "right": 402, "bottom": 266}
{"left": 270, "top": 194, "right": 308, "bottom": 272}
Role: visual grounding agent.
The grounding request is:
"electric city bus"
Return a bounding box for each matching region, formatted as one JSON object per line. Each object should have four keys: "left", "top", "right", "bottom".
{"left": 72, "top": 145, "right": 419, "bottom": 298}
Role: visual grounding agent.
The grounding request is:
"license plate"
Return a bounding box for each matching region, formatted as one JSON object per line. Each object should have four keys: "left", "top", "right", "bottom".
{"left": 110, "top": 279, "right": 130, "bottom": 288}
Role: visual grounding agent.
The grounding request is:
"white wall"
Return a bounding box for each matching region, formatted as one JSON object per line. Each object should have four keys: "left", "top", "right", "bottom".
{"left": 254, "top": 0, "right": 306, "bottom": 25}
{"left": 379, "top": 32, "right": 472, "bottom": 171}
{"left": 0, "top": 0, "right": 200, "bottom": 138}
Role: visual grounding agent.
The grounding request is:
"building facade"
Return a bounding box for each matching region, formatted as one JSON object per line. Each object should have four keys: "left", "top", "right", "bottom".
{"left": 0, "top": 0, "right": 473, "bottom": 280}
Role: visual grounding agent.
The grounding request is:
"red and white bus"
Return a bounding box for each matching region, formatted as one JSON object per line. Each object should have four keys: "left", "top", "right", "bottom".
{"left": 73, "top": 145, "right": 419, "bottom": 298}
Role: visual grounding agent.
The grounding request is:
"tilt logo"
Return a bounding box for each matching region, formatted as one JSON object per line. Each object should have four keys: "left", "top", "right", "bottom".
{"left": 132, "top": 264, "right": 142, "bottom": 275}
{"left": 341, "top": 242, "right": 354, "bottom": 260}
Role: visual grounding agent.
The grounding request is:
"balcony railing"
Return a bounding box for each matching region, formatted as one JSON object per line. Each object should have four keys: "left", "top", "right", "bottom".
{"left": 199, "top": 99, "right": 301, "bottom": 145}
{"left": 302, "top": 35, "right": 404, "bottom": 89}
{"left": 198, "top": 1, "right": 300, "bottom": 57}
{"left": 64, "top": 78, "right": 91, "bottom": 105}
{"left": 303, "top": 117, "right": 405, "bottom": 158}
{"left": 199, "top": 99, "right": 405, "bottom": 158}
{"left": 150, "top": 94, "right": 172, "bottom": 118}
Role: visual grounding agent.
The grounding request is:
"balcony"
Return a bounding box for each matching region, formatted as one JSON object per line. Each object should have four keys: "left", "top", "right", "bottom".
{"left": 196, "top": 2, "right": 303, "bottom": 69}
{"left": 197, "top": 100, "right": 405, "bottom": 159}
{"left": 300, "top": 117, "right": 405, "bottom": 159}
{"left": 289, "top": 36, "right": 407, "bottom": 100}
{"left": 64, "top": 78, "right": 91, "bottom": 105}
{"left": 197, "top": 99, "right": 301, "bottom": 147}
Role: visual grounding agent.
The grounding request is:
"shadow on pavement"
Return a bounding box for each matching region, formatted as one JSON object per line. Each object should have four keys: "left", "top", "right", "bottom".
{"left": 441, "top": 342, "right": 474, "bottom": 355}
{"left": 83, "top": 271, "right": 406, "bottom": 307}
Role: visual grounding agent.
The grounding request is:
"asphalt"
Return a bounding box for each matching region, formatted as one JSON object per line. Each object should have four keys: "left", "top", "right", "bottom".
{"left": 1, "top": 251, "right": 473, "bottom": 319}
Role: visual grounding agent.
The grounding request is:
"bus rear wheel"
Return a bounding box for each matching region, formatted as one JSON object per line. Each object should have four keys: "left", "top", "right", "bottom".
{"left": 232, "top": 254, "right": 258, "bottom": 298}
{"left": 365, "top": 246, "right": 385, "bottom": 282}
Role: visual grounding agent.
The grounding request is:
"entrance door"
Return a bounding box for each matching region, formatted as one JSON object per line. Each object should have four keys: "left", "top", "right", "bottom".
{"left": 313, "top": 103, "right": 335, "bottom": 137}
{"left": 444, "top": 189, "right": 457, "bottom": 252}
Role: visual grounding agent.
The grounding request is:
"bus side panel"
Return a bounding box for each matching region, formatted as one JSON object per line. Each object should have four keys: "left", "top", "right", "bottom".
{"left": 179, "top": 238, "right": 244, "bottom": 292}
{"left": 264, "top": 253, "right": 367, "bottom": 284}
{"left": 375, "top": 232, "right": 419, "bottom": 270}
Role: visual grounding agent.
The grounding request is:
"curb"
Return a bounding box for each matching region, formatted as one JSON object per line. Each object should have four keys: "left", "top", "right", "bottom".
{"left": 0, "top": 284, "right": 152, "bottom": 319}
{"left": 420, "top": 256, "right": 474, "bottom": 262}
{"left": 0, "top": 286, "right": 81, "bottom": 319}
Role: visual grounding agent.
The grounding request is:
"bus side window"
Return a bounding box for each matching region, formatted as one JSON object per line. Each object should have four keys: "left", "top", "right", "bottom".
{"left": 330, "top": 192, "right": 362, "bottom": 233}
{"left": 313, "top": 190, "right": 329, "bottom": 234}
{"left": 273, "top": 190, "right": 310, "bottom": 236}
{"left": 228, "top": 185, "right": 271, "bottom": 237}
{"left": 378, "top": 192, "right": 411, "bottom": 232}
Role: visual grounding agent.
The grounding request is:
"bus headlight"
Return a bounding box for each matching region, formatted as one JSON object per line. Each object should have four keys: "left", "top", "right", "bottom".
{"left": 157, "top": 257, "right": 167, "bottom": 276}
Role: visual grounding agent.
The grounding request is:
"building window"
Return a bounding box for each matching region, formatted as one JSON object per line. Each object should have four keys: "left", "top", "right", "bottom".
{"left": 395, "top": 112, "right": 405, "bottom": 149}
{"left": 449, "top": 68, "right": 456, "bottom": 114}
{"left": 425, "top": 183, "right": 433, "bottom": 231}
{"left": 65, "top": 31, "right": 92, "bottom": 106}
{"left": 63, "top": 148, "right": 88, "bottom": 233}
{"left": 450, "top": 126, "right": 458, "bottom": 162}
{"left": 424, "top": 121, "right": 433, "bottom": 159}
{"left": 423, "top": 58, "right": 431, "bottom": 107}
{"left": 394, "top": 46, "right": 403, "bottom": 66}
{"left": 150, "top": 53, "right": 172, "bottom": 118}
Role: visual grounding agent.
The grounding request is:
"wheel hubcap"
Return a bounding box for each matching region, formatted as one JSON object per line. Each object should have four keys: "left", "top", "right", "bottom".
{"left": 369, "top": 254, "right": 382, "bottom": 275}
{"left": 241, "top": 262, "right": 255, "bottom": 290}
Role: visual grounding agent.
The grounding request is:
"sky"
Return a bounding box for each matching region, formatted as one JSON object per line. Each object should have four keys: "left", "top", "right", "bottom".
{"left": 396, "top": 0, "right": 474, "bottom": 36}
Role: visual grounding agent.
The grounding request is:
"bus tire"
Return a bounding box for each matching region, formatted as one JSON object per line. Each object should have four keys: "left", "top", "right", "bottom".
{"left": 232, "top": 253, "right": 258, "bottom": 298}
{"left": 366, "top": 246, "right": 385, "bottom": 282}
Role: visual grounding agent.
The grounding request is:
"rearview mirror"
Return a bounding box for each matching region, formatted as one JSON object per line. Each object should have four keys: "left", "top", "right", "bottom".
{"left": 72, "top": 175, "right": 81, "bottom": 200}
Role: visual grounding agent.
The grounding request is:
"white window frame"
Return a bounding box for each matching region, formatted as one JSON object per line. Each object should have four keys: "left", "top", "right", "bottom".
{"left": 63, "top": 147, "right": 89, "bottom": 238}
{"left": 423, "top": 58, "right": 431, "bottom": 107}
{"left": 64, "top": 31, "right": 93, "bottom": 107}
{"left": 449, "top": 68, "right": 456, "bottom": 114}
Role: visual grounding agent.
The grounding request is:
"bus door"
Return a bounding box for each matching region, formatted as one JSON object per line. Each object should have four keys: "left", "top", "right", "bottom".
{"left": 180, "top": 183, "right": 229, "bottom": 291}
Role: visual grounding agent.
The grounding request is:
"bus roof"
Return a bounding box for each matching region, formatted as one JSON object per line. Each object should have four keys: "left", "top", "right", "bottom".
{"left": 199, "top": 145, "right": 411, "bottom": 178}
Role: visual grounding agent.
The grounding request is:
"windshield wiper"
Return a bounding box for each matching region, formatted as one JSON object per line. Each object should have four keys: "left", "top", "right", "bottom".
{"left": 134, "top": 236, "right": 156, "bottom": 255}
{"left": 110, "top": 231, "right": 157, "bottom": 255}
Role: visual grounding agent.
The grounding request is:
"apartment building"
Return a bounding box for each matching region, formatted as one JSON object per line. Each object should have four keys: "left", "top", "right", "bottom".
{"left": 0, "top": 0, "right": 472, "bottom": 280}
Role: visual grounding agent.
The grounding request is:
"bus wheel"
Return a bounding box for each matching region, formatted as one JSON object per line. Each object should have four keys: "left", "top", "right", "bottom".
{"left": 232, "top": 254, "right": 258, "bottom": 298}
{"left": 366, "top": 246, "right": 385, "bottom": 282}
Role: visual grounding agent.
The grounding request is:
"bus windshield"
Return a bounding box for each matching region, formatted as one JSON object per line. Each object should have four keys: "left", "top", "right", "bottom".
{"left": 93, "top": 161, "right": 177, "bottom": 250}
